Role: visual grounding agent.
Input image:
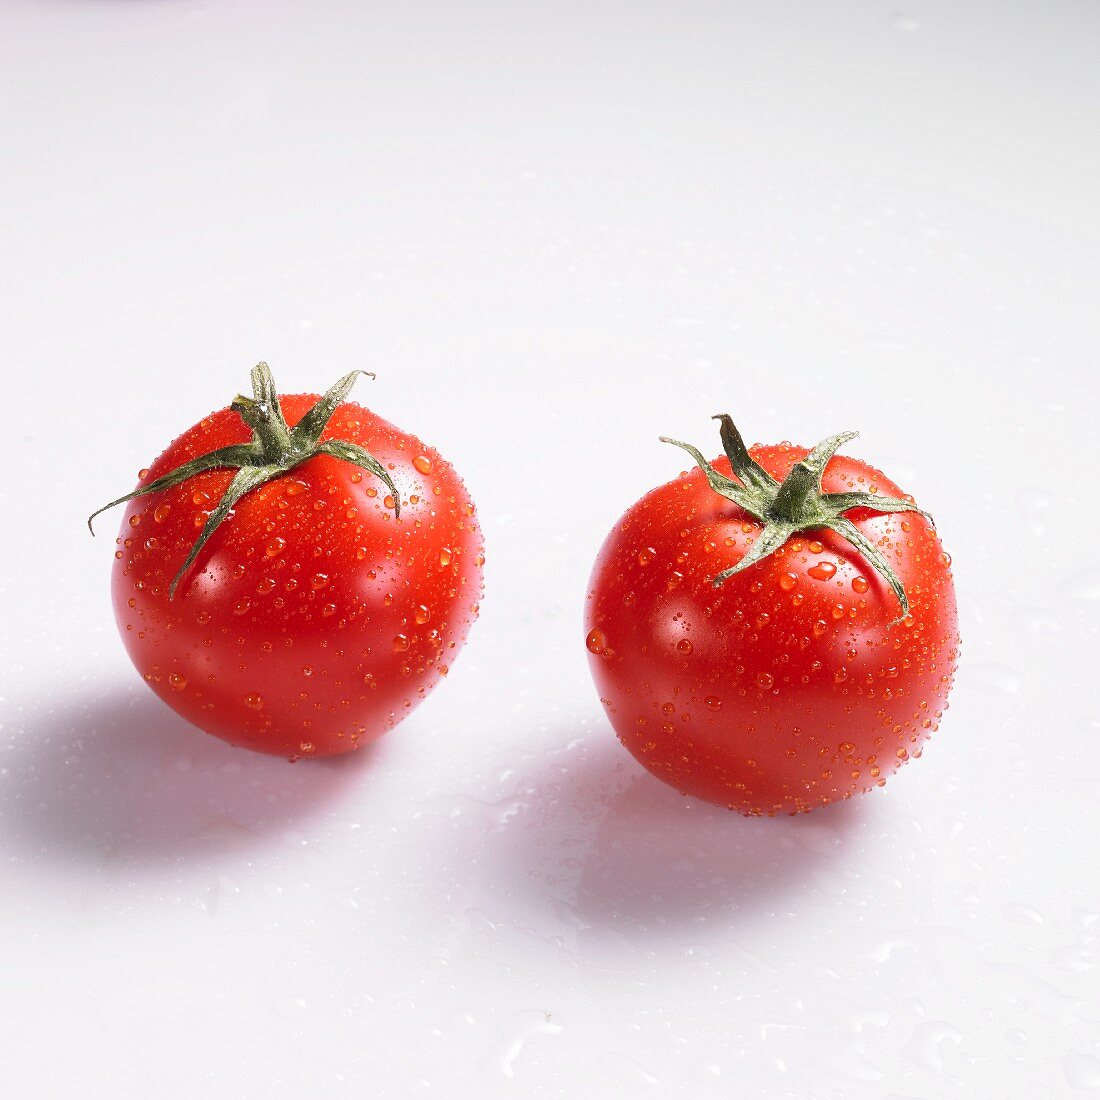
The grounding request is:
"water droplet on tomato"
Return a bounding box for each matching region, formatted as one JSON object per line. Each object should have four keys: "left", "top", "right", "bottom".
{"left": 415, "top": 605, "right": 431, "bottom": 625}
{"left": 704, "top": 695, "right": 722, "bottom": 711}
{"left": 393, "top": 634, "right": 411, "bottom": 652}
{"left": 638, "top": 547, "right": 656, "bottom": 566}
{"left": 311, "top": 572, "right": 329, "bottom": 590}
{"left": 245, "top": 693, "right": 263, "bottom": 710}
{"left": 808, "top": 561, "right": 837, "bottom": 581}
{"left": 265, "top": 537, "right": 285, "bottom": 558}
{"left": 839, "top": 741, "right": 855, "bottom": 754}
{"left": 439, "top": 548, "right": 453, "bottom": 567}
{"left": 586, "top": 628, "right": 606, "bottom": 654}
{"left": 128, "top": 514, "right": 142, "bottom": 528}
{"left": 169, "top": 673, "right": 187, "bottom": 691}
{"left": 808, "top": 540, "right": 824, "bottom": 554}
{"left": 234, "top": 597, "right": 252, "bottom": 616}
{"left": 154, "top": 504, "right": 171, "bottom": 523}
{"left": 756, "top": 672, "right": 774, "bottom": 689}
{"left": 676, "top": 639, "right": 693, "bottom": 655}
{"left": 852, "top": 575, "right": 869, "bottom": 593}
{"left": 779, "top": 572, "right": 797, "bottom": 591}
{"left": 413, "top": 455, "right": 433, "bottom": 476}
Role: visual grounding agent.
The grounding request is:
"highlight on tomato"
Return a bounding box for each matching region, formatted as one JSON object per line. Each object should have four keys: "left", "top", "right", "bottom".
{"left": 584, "top": 413, "right": 959, "bottom": 815}
{"left": 91, "top": 363, "right": 484, "bottom": 759}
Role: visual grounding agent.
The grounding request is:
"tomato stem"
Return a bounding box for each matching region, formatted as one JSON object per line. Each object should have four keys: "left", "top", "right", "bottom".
{"left": 88, "top": 362, "right": 399, "bottom": 599}
{"left": 661, "top": 416, "right": 932, "bottom": 624}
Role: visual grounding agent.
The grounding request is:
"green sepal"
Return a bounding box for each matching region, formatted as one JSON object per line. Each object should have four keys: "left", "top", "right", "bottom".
{"left": 663, "top": 414, "right": 931, "bottom": 623}
{"left": 90, "top": 363, "right": 397, "bottom": 598}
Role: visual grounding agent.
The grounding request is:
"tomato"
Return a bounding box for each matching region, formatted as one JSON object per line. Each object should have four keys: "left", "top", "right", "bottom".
{"left": 93, "top": 364, "right": 483, "bottom": 758}
{"left": 584, "top": 415, "right": 959, "bottom": 815}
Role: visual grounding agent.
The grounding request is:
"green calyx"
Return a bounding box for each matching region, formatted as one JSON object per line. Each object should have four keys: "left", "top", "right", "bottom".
{"left": 89, "top": 362, "right": 399, "bottom": 599}
{"left": 660, "top": 414, "right": 931, "bottom": 623}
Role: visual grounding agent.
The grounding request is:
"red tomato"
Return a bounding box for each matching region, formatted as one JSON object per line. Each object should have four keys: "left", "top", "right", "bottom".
{"left": 585, "top": 418, "right": 958, "bottom": 815}
{"left": 96, "top": 365, "right": 483, "bottom": 758}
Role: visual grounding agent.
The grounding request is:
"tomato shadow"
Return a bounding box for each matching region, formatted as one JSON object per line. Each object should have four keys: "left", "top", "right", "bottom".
{"left": 487, "top": 731, "right": 868, "bottom": 942}
{"left": 0, "top": 686, "right": 379, "bottom": 871}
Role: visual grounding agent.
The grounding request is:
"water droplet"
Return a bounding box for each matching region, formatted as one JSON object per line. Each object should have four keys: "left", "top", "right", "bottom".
{"left": 128, "top": 514, "right": 142, "bottom": 528}
{"left": 310, "top": 572, "right": 329, "bottom": 590}
{"left": 245, "top": 693, "right": 263, "bottom": 710}
{"left": 756, "top": 671, "right": 775, "bottom": 690}
{"left": 586, "top": 628, "right": 606, "bottom": 655}
{"left": 415, "top": 605, "right": 431, "bottom": 625}
{"left": 265, "top": 537, "right": 285, "bottom": 557}
{"left": 234, "top": 598, "right": 252, "bottom": 616}
{"left": 852, "top": 575, "right": 869, "bottom": 593}
{"left": 704, "top": 695, "right": 722, "bottom": 711}
{"left": 154, "top": 504, "right": 171, "bottom": 523}
{"left": 1061, "top": 567, "right": 1100, "bottom": 601}
{"left": 413, "top": 455, "right": 433, "bottom": 476}
{"left": 393, "top": 633, "right": 411, "bottom": 652}
{"left": 169, "top": 673, "right": 187, "bottom": 691}
{"left": 638, "top": 547, "right": 656, "bottom": 566}
{"left": 779, "top": 572, "right": 798, "bottom": 591}
{"left": 676, "top": 638, "right": 694, "bottom": 655}
{"left": 439, "top": 547, "right": 453, "bottom": 567}
{"left": 809, "top": 561, "right": 837, "bottom": 581}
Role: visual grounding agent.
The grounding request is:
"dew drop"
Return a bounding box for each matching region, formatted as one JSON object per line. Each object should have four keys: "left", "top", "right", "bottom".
{"left": 756, "top": 671, "right": 775, "bottom": 690}
{"left": 245, "top": 693, "right": 264, "bottom": 710}
{"left": 265, "top": 537, "right": 285, "bottom": 558}
{"left": 413, "top": 455, "right": 433, "bottom": 476}
{"left": 415, "top": 605, "right": 431, "bottom": 625}
{"left": 638, "top": 547, "right": 656, "bottom": 567}
{"left": 154, "top": 504, "right": 171, "bottom": 523}
{"left": 439, "top": 547, "right": 453, "bottom": 567}
{"left": 169, "top": 673, "right": 187, "bottom": 691}
{"left": 676, "top": 639, "right": 694, "bottom": 655}
{"left": 704, "top": 695, "right": 722, "bottom": 711}
{"left": 586, "top": 628, "right": 606, "bottom": 654}
{"left": 852, "top": 575, "right": 869, "bottom": 593}
{"left": 808, "top": 561, "right": 837, "bottom": 581}
{"left": 393, "top": 634, "right": 411, "bottom": 652}
{"left": 779, "top": 572, "right": 798, "bottom": 591}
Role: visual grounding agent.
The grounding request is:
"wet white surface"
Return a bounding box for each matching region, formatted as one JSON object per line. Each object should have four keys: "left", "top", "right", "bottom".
{"left": 1, "top": 1, "right": 1098, "bottom": 1096}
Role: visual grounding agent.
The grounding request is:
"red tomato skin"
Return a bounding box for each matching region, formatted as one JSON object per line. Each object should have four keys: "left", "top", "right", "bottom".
{"left": 585, "top": 444, "right": 959, "bottom": 815}
{"left": 112, "top": 395, "right": 483, "bottom": 758}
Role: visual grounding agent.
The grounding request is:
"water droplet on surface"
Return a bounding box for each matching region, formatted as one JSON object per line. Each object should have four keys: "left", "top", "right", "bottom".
{"left": 586, "top": 628, "right": 606, "bottom": 654}
{"left": 439, "top": 547, "right": 453, "bottom": 567}
{"left": 265, "top": 537, "right": 285, "bottom": 557}
{"left": 779, "top": 572, "right": 798, "bottom": 590}
{"left": 852, "top": 575, "right": 869, "bottom": 593}
{"left": 393, "top": 634, "right": 411, "bottom": 652}
{"left": 1061, "top": 567, "right": 1100, "bottom": 601}
{"left": 808, "top": 561, "right": 837, "bottom": 581}
{"left": 245, "top": 693, "right": 263, "bottom": 710}
{"left": 413, "top": 455, "right": 433, "bottom": 475}
{"left": 169, "top": 673, "right": 187, "bottom": 691}
{"left": 704, "top": 695, "right": 722, "bottom": 711}
{"left": 756, "top": 671, "right": 775, "bottom": 690}
{"left": 310, "top": 572, "right": 329, "bottom": 590}
{"left": 638, "top": 547, "right": 656, "bottom": 566}
{"left": 154, "top": 504, "right": 171, "bottom": 523}
{"left": 676, "top": 638, "right": 694, "bottom": 655}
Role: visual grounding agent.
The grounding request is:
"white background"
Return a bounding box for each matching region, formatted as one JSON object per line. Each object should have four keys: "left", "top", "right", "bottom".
{"left": 2, "top": 1, "right": 1098, "bottom": 1096}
